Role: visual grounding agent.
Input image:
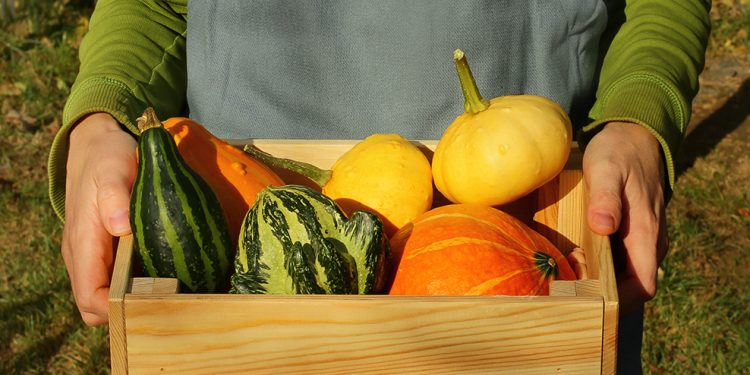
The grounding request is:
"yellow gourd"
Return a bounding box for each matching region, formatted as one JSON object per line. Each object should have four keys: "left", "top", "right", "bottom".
{"left": 245, "top": 134, "right": 433, "bottom": 236}
{"left": 324, "top": 134, "right": 433, "bottom": 235}
{"left": 432, "top": 50, "right": 572, "bottom": 206}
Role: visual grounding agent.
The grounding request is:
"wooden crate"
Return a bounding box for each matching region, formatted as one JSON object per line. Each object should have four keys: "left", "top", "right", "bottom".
{"left": 109, "top": 140, "right": 618, "bottom": 374}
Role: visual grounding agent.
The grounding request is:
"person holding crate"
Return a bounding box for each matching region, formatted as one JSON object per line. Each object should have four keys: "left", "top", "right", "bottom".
{"left": 49, "top": 1, "right": 710, "bottom": 373}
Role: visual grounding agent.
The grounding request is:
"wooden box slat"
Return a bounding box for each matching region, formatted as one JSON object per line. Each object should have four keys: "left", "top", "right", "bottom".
{"left": 123, "top": 295, "right": 604, "bottom": 375}
{"left": 109, "top": 140, "right": 618, "bottom": 374}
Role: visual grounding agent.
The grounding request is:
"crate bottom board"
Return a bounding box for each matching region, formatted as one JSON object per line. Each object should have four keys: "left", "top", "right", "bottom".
{"left": 120, "top": 293, "right": 605, "bottom": 374}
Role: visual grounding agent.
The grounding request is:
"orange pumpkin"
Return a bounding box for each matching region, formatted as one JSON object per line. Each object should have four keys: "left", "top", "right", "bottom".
{"left": 162, "top": 118, "right": 284, "bottom": 245}
{"left": 388, "top": 204, "right": 575, "bottom": 296}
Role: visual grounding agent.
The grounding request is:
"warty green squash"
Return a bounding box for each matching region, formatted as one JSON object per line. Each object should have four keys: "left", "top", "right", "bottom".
{"left": 230, "top": 184, "right": 390, "bottom": 295}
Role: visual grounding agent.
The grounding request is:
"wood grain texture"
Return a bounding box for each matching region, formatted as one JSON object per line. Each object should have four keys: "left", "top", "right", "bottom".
{"left": 575, "top": 201, "right": 618, "bottom": 375}
{"left": 556, "top": 161, "right": 618, "bottom": 375}
{"left": 549, "top": 280, "right": 601, "bottom": 298}
{"left": 233, "top": 139, "right": 440, "bottom": 170}
{"left": 124, "top": 295, "right": 603, "bottom": 375}
{"left": 549, "top": 280, "right": 577, "bottom": 297}
{"left": 533, "top": 145, "right": 618, "bottom": 374}
{"left": 602, "top": 301, "right": 619, "bottom": 375}
{"left": 109, "top": 235, "right": 134, "bottom": 375}
{"left": 129, "top": 278, "right": 180, "bottom": 295}
{"left": 555, "top": 170, "right": 587, "bottom": 255}
{"left": 533, "top": 175, "right": 562, "bottom": 250}
{"left": 575, "top": 200, "right": 619, "bottom": 374}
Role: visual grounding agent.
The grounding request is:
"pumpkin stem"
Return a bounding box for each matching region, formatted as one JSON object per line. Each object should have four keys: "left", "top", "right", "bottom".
{"left": 243, "top": 145, "right": 332, "bottom": 187}
{"left": 137, "top": 107, "right": 163, "bottom": 133}
{"left": 533, "top": 251, "right": 559, "bottom": 279}
{"left": 453, "top": 49, "right": 489, "bottom": 114}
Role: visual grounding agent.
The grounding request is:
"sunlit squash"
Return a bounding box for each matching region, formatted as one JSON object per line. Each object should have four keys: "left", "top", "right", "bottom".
{"left": 432, "top": 49, "right": 572, "bottom": 206}
{"left": 388, "top": 203, "right": 576, "bottom": 296}
{"left": 163, "top": 118, "right": 284, "bottom": 245}
{"left": 130, "top": 108, "right": 233, "bottom": 293}
{"left": 230, "top": 185, "right": 390, "bottom": 295}
{"left": 244, "top": 134, "right": 433, "bottom": 236}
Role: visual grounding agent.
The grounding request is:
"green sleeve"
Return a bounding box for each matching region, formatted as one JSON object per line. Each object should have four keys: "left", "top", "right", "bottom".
{"left": 47, "top": 0, "right": 188, "bottom": 221}
{"left": 581, "top": 0, "right": 711, "bottom": 191}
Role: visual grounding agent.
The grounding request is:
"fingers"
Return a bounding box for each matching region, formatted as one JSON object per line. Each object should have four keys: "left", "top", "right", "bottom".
{"left": 87, "top": 132, "right": 137, "bottom": 319}
{"left": 62, "top": 113, "right": 137, "bottom": 326}
{"left": 616, "top": 211, "right": 660, "bottom": 313}
{"left": 71, "top": 227, "right": 114, "bottom": 325}
{"left": 583, "top": 121, "right": 668, "bottom": 315}
{"left": 617, "top": 195, "right": 668, "bottom": 312}
{"left": 96, "top": 157, "right": 136, "bottom": 236}
{"left": 62, "top": 194, "right": 114, "bottom": 326}
{"left": 583, "top": 153, "right": 624, "bottom": 236}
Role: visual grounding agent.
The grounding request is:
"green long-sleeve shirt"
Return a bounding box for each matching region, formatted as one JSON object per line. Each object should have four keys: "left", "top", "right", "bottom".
{"left": 48, "top": 0, "right": 710, "bottom": 221}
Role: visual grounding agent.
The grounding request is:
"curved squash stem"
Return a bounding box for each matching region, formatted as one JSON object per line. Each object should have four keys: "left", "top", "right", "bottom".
{"left": 453, "top": 49, "right": 489, "bottom": 114}
{"left": 137, "top": 107, "right": 163, "bottom": 133}
{"left": 243, "top": 145, "right": 332, "bottom": 187}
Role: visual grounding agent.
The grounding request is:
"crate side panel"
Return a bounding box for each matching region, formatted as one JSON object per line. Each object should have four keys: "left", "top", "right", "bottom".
{"left": 109, "top": 234, "right": 134, "bottom": 374}
{"left": 124, "top": 295, "right": 603, "bottom": 374}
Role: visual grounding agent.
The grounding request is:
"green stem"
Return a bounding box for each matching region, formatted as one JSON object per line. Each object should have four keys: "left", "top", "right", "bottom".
{"left": 136, "top": 107, "right": 162, "bottom": 133}
{"left": 453, "top": 49, "right": 489, "bottom": 114}
{"left": 534, "top": 251, "right": 559, "bottom": 279}
{"left": 243, "top": 145, "right": 332, "bottom": 187}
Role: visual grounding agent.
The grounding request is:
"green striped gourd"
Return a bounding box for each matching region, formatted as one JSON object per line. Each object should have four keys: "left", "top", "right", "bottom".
{"left": 130, "top": 108, "right": 233, "bottom": 293}
{"left": 230, "top": 185, "right": 390, "bottom": 294}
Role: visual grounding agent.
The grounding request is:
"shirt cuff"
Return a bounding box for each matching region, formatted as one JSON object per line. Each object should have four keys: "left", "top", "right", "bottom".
{"left": 580, "top": 73, "right": 688, "bottom": 194}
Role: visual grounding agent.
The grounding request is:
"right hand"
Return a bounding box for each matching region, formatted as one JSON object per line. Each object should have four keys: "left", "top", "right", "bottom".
{"left": 62, "top": 113, "right": 137, "bottom": 326}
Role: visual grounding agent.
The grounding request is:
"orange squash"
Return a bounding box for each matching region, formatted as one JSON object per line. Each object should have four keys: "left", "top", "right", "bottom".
{"left": 388, "top": 204, "right": 575, "bottom": 296}
{"left": 162, "top": 118, "right": 284, "bottom": 245}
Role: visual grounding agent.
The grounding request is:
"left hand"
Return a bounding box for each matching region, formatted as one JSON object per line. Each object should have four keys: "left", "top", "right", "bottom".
{"left": 582, "top": 121, "right": 669, "bottom": 315}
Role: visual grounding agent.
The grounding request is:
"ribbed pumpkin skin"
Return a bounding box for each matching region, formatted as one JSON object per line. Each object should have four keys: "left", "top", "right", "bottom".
{"left": 163, "top": 117, "right": 284, "bottom": 246}
{"left": 389, "top": 204, "right": 575, "bottom": 296}
{"left": 231, "top": 185, "right": 390, "bottom": 295}
{"left": 130, "top": 123, "right": 233, "bottom": 293}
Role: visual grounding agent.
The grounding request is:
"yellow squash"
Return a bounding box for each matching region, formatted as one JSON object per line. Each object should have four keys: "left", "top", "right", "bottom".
{"left": 245, "top": 134, "right": 433, "bottom": 236}
{"left": 432, "top": 50, "right": 572, "bottom": 206}
{"left": 323, "top": 134, "right": 433, "bottom": 236}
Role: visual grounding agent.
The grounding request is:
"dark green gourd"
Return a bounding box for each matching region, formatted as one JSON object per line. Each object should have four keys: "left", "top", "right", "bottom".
{"left": 130, "top": 108, "right": 233, "bottom": 293}
{"left": 230, "top": 185, "right": 390, "bottom": 295}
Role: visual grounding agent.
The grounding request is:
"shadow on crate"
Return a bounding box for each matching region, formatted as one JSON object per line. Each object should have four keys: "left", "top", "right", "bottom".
{"left": 533, "top": 221, "right": 580, "bottom": 256}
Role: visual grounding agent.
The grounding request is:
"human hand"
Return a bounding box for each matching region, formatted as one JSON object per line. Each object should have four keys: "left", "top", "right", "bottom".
{"left": 62, "top": 113, "right": 137, "bottom": 326}
{"left": 582, "top": 121, "right": 669, "bottom": 315}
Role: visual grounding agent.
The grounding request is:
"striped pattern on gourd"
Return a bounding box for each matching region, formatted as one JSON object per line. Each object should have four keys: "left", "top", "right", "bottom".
{"left": 130, "top": 108, "right": 233, "bottom": 293}
{"left": 230, "top": 185, "right": 390, "bottom": 295}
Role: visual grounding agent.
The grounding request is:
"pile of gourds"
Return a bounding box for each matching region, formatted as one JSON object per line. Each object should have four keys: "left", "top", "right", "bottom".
{"left": 130, "top": 50, "right": 575, "bottom": 296}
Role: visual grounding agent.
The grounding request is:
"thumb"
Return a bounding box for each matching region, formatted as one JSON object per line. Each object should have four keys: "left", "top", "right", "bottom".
{"left": 583, "top": 157, "right": 624, "bottom": 236}
{"left": 96, "top": 158, "right": 136, "bottom": 236}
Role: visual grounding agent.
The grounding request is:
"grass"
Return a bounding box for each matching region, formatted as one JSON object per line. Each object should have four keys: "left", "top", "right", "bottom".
{"left": 1, "top": 1, "right": 749, "bottom": 374}
{"left": 0, "top": 1, "right": 109, "bottom": 374}
{"left": 706, "top": 0, "right": 750, "bottom": 58}
{"left": 643, "top": 68, "right": 750, "bottom": 373}
{"left": 644, "top": 157, "right": 750, "bottom": 373}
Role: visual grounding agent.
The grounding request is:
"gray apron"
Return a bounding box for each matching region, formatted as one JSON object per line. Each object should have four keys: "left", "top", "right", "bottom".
{"left": 186, "top": 0, "right": 608, "bottom": 140}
